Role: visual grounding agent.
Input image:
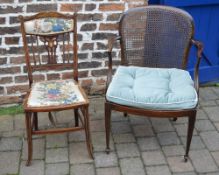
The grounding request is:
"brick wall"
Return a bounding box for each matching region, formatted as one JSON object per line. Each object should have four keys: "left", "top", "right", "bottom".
{"left": 0, "top": 0, "right": 147, "bottom": 105}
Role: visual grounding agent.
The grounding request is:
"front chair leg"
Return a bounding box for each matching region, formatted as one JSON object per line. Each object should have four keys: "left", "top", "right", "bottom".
{"left": 184, "top": 111, "right": 196, "bottom": 162}
{"left": 105, "top": 102, "right": 111, "bottom": 154}
{"left": 25, "top": 112, "right": 33, "bottom": 166}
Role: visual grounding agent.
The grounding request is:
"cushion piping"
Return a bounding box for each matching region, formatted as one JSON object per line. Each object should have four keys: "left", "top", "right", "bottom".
{"left": 107, "top": 88, "right": 198, "bottom": 106}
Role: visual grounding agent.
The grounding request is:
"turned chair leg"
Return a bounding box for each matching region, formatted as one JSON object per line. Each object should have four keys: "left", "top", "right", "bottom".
{"left": 25, "top": 112, "right": 33, "bottom": 166}
{"left": 83, "top": 107, "right": 93, "bottom": 159}
{"left": 74, "top": 109, "right": 79, "bottom": 127}
{"left": 105, "top": 103, "right": 111, "bottom": 154}
{"left": 184, "top": 111, "right": 196, "bottom": 162}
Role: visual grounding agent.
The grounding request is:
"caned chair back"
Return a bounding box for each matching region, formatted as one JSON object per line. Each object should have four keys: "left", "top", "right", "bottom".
{"left": 119, "top": 6, "right": 194, "bottom": 69}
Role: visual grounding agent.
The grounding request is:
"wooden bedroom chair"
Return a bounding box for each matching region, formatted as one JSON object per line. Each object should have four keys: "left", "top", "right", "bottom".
{"left": 105, "top": 5, "right": 203, "bottom": 161}
{"left": 19, "top": 12, "right": 93, "bottom": 166}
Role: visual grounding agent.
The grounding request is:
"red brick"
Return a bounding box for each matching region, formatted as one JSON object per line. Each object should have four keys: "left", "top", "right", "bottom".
{"left": 0, "top": 86, "right": 4, "bottom": 94}
{"left": 0, "top": 67, "right": 20, "bottom": 75}
{"left": 10, "top": 56, "right": 25, "bottom": 64}
{"left": 60, "top": 4, "right": 82, "bottom": 12}
{"left": 10, "top": 16, "right": 19, "bottom": 24}
{"left": 7, "top": 85, "right": 29, "bottom": 94}
{"left": 91, "top": 69, "right": 108, "bottom": 77}
{"left": 19, "top": 0, "right": 32, "bottom": 2}
{"left": 5, "top": 37, "right": 20, "bottom": 45}
{"left": 33, "top": 74, "right": 45, "bottom": 82}
{"left": 99, "top": 3, "right": 125, "bottom": 11}
{"left": 27, "top": 4, "right": 57, "bottom": 12}
{"left": 0, "top": 6, "right": 23, "bottom": 14}
{"left": 0, "top": 0, "right": 14, "bottom": 2}
{"left": 77, "top": 13, "right": 103, "bottom": 21}
{"left": 15, "top": 75, "right": 28, "bottom": 83}
{"left": 107, "top": 13, "right": 121, "bottom": 21}
{"left": 81, "top": 43, "right": 94, "bottom": 51}
{"left": 6, "top": 46, "right": 24, "bottom": 55}
{"left": 0, "top": 95, "right": 22, "bottom": 105}
{"left": 0, "top": 57, "right": 7, "bottom": 65}
{"left": 62, "top": 72, "right": 73, "bottom": 80}
{"left": 99, "top": 23, "right": 119, "bottom": 31}
{"left": 0, "top": 17, "right": 5, "bottom": 24}
{"left": 123, "top": 0, "right": 147, "bottom": 8}
{"left": 47, "top": 73, "right": 60, "bottom": 80}
{"left": 85, "top": 4, "right": 96, "bottom": 11}
{"left": 78, "top": 71, "right": 89, "bottom": 78}
{"left": 62, "top": 71, "right": 88, "bottom": 79}
{"left": 81, "top": 79, "right": 93, "bottom": 87}
{"left": 122, "top": 0, "right": 147, "bottom": 3}
{"left": 80, "top": 23, "right": 97, "bottom": 31}
{"left": 90, "top": 84, "right": 105, "bottom": 95}
{"left": 0, "top": 26, "right": 20, "bottom": 35}
{"left": 0, "top": 77, "right": 13, "bottom": 84}
{"left": 96, "top": 78, "right": 106, "bottom": 85}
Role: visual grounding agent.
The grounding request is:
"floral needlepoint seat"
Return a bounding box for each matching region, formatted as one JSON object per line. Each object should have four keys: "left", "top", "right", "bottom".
{"left": 19, "top": 12, "right": 93, "bottom": 166}
{"left": 28, "top": 80, "right": 85, "bottom": 107}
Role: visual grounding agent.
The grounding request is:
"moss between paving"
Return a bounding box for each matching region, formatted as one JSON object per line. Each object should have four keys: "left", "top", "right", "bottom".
{"left": 0, "top": 105, "right": 23, "bottom": 116}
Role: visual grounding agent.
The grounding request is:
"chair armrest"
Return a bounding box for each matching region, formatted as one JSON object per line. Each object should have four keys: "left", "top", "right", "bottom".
{"left": 106, "top": 36, "right": 121, "bottom": 90}
{"left": 191, "top": 39, "right": 204, "bottom": 95}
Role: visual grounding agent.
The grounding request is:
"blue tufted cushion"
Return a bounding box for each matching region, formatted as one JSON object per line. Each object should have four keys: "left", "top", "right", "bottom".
{"left": 106, "top": 66, "right": 198, "bottom": 110}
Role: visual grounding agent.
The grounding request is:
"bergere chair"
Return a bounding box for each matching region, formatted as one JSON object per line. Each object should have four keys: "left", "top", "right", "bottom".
{"left": 105, "top": 6, "right": 203, "bottom": 161}
{"left": 19, "top": 12, "right": 93, "bottom": 166}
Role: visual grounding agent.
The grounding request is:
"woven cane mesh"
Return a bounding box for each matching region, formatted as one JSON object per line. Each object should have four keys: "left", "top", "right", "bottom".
{"left": 119, "top": 6, "right": 194, "bottom": 69}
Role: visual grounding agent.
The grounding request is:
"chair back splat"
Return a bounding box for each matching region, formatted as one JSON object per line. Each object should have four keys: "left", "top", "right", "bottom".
{"left": 19, "top": 12, "right": 78, "bottom": 86}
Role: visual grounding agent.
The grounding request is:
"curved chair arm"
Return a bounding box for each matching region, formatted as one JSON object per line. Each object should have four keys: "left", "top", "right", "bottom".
{"left": 191, "top": 39, "right": 204, "bottom": 95}
{"left": 106, "top": 36, "right": 121, "bottom": 90}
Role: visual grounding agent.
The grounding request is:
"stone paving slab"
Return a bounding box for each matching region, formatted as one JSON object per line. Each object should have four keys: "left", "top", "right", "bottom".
{"left": 120, "top": 157, "right": 145, "bottom": 175}
{"left": 71, "top": 163, "right": 95, "bottom": 175}
{"left": 0, "top": 151, "right": 20, "bottom": 175}
{"left": 96, "top": 167, "right": 121, "bottom": 175}
{"left": 146, "top": 165, "right": 171, "bottom": 175}
{"left": 22, "top": 138, "right": 45, "bottom": 160}
{"left": 0, "top": 88, "right": 219, "bottom": 174}
{"left": 45, "top": 163, "right": 69, "bottom": 175}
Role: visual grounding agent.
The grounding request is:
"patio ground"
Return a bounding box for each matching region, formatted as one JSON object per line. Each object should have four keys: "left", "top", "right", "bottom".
{"left": 0, "top": 86, "right": 219, "bottom": 175}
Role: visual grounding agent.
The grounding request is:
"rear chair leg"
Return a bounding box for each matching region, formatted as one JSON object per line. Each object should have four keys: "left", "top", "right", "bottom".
{"left": 83, "top": 107, "right": 93, "bottom": 159}
{"left": 105, "top": 102, "right": 111, "bottom": 154}
{"left": 172, "top": 117, "right": 177, "bottom": 121}
{"left": 184, "top": 111, "right": 196, "bottom": 162}
{"left": 33, "top": 112, "right": 38, "bottom": 131}
{"left": 74, "top": 109, "right": 79, "bottom": 127}
{"left": 25, "top": 112, "right": 33, "bottom": 166}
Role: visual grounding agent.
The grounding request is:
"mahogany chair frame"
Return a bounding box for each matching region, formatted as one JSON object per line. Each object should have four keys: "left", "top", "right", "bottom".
{"left": 105, "top": 6, "right": 203, "bottom": 161}
{"left": 19, "top": 12, "right": 93, "bottom": 166}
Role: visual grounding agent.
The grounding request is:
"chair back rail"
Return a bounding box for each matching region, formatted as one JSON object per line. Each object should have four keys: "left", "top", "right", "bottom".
{"left": 19, "top": 12, "right": 78, "bottom": 86}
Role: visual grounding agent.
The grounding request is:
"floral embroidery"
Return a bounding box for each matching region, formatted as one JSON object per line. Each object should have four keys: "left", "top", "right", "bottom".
{"left": 28, "top": 80, "right": 85, "bottom": 107}
{"left": 24, "top": 18, "right": 73, "bottom": 34}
